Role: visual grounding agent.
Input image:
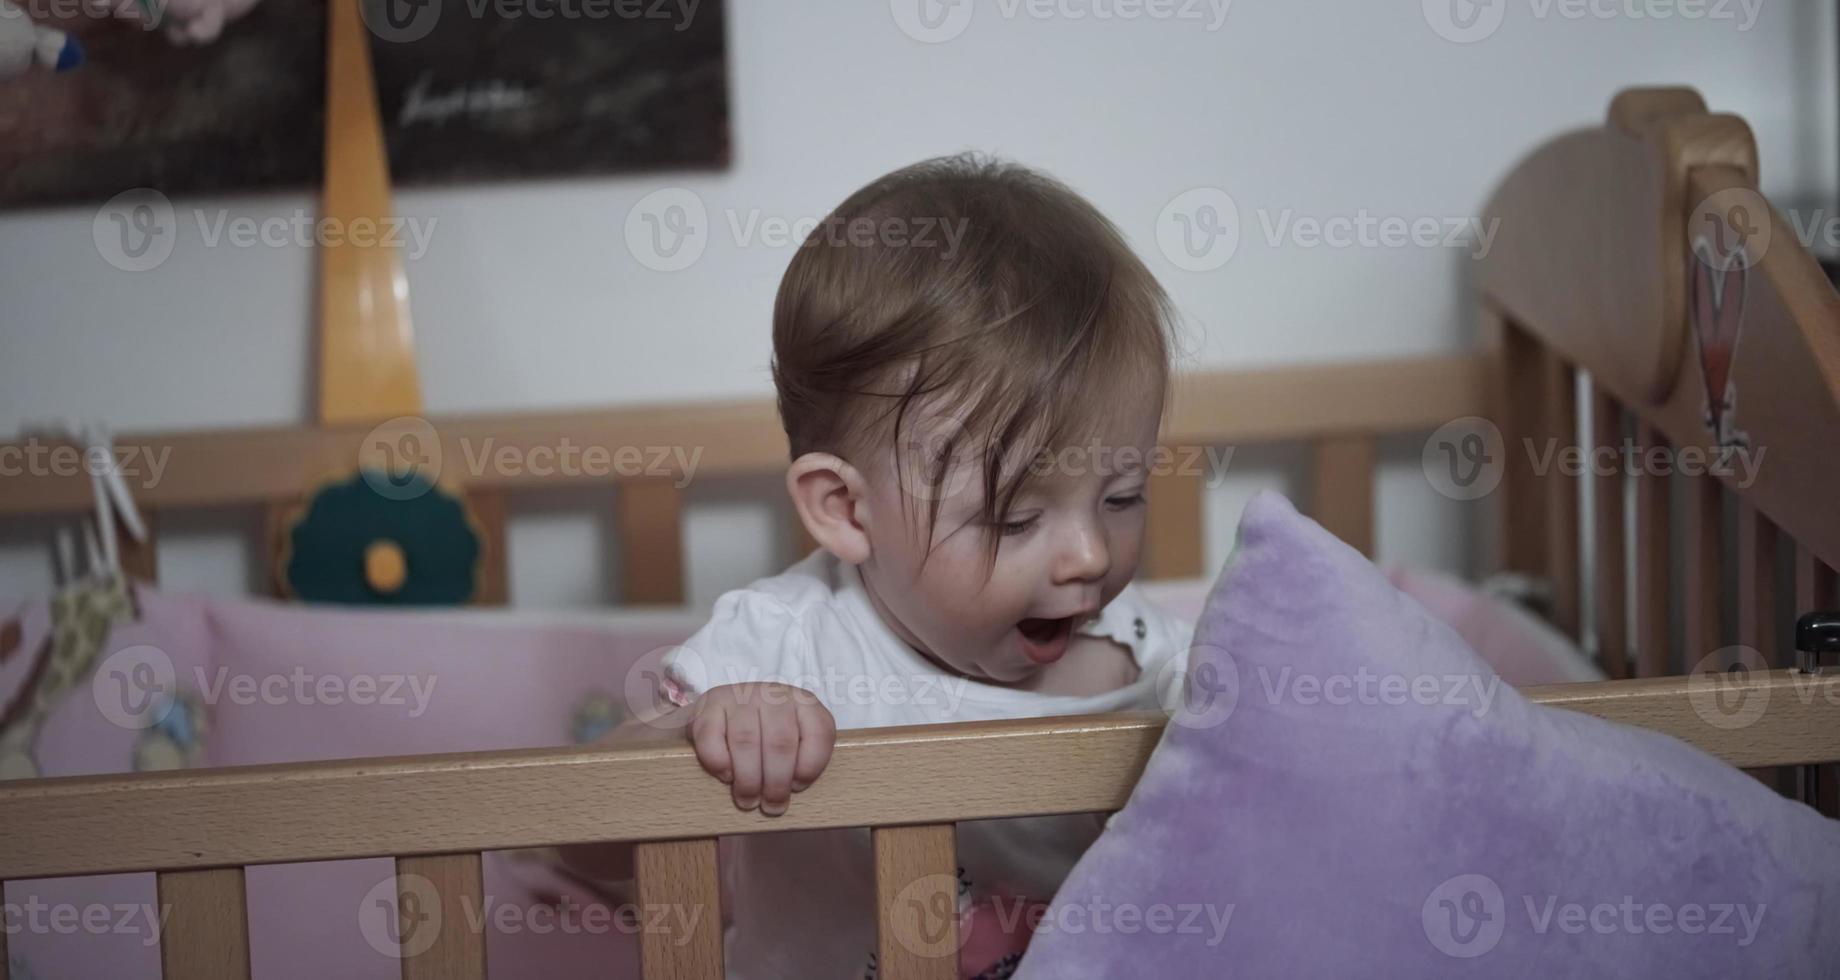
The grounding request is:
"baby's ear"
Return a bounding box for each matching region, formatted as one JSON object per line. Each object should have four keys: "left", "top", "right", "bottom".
{"left": 786, "top": 453, "right": 873, "bottom": 564}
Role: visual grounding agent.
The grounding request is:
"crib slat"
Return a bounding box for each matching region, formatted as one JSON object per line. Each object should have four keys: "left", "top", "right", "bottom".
{"left": 1737, "top": 502, "right": 1783, "bottom": 791}
{"left": 1590, "top": 390, "right": 1628, "bottom": 678}
{"left": 1681, "top": 473, "right": 1722, "bottom": 670}
{"left": 1632, "top": 422, "right": 1671, "bottom": 677}
{"left": 1146, "top": 467, "right": 1204, "bottom": 579}
{"left": 1796, "top": 547, "right": 1839, "bottom": 613}
{"left": 119, "top": 510, "right": 158, "bottom": 585}
{"left": 263, "top": 501, "right": 293, "bottom": 597}
{"left": 1494, "top": 315, "right": 1548, "bottom": 574}
{"left": 1311, "top": 436, "right": 1375, "bottom": 558}
{"left": 466, "top": 488, "right": 509, "bottom": 605}
{"left": 1795, "top": 550, "right": 1840, "bottom": 815}
{"left": 1737, "top": 503, "right": 1778, "bottom": 662}
{"left": 873, "top": 824, "right": 959, "bottom": 980}
{"left": 157, "top": 867, "right": 251, "bottom": 980}
{"left": 1541, "top": 354, "right": 1580, "bottom": 638}
{"left": 635, "top": 838, "right": 724, "bottom": 980}
{"left": 619, "top": 478, "right": 686, "bottom": 605}
{"left": 1, "top": 882, "right": 9, "bottom": 980}
{"left": 395, "top": 853, "right": 485, "bottom": 980}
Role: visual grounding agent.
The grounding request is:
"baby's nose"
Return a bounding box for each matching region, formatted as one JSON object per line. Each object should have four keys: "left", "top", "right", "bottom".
{"left": 1052, "top": 523, "right": 1111, "bottom": 584}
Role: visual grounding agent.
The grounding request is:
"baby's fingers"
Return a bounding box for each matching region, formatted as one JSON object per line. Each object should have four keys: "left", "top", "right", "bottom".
{"left": 725, "top": 708, "right": 764, "bottom": 811}
{"left": 688, "top": 708, "right": 732, "bottom": 784}
{"left": 791, "top": 700, "right": 835, "bottom": 793}
{"left": 757, "top": 710, "right": 801, "bottom": 817}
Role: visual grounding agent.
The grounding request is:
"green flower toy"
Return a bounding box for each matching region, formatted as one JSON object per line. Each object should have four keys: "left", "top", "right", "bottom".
{"left": 281, "top": 471, "right": 483, "bottom": 605}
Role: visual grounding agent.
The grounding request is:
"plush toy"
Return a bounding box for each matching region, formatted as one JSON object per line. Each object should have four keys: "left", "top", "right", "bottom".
{"left": 281, "top": 471, "right": 485, "bottom": 606}
{"left": 104, "top": 0, "right": 266, "bottom": 46}
{"left": 0, "top": 0, "right": 83, "bottom": 80}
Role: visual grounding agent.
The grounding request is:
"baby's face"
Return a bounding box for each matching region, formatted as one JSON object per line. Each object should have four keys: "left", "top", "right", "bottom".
{"left": 856, "top": 391, "right": 1163, "bottom": 684}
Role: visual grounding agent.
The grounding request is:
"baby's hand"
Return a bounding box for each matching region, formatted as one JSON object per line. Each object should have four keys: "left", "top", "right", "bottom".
{"left": 687, "top": 683, "right": 835, "bottom": 816}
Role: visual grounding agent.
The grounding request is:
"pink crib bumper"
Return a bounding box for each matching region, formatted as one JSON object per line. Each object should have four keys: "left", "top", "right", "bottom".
{"left": 0, "top": 584, "right": 705, "bottom": 980}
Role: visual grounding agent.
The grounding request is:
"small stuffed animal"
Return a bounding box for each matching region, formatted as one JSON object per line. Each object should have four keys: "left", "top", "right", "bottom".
{"left": 103, "top": 0, "right": 266, "bottom": 45}
{"left": 0, "top": 0, "right": 82, "bottom": 80}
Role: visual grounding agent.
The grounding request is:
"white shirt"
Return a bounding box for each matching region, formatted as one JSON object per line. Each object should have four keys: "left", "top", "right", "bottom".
{"left": 658, "top": 550, "right": 1195, "bottom": 979}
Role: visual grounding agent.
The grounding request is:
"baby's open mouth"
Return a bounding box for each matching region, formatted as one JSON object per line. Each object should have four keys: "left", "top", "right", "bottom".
{"left": 1017, "top": 615, "right": 1076, "bottom": 665}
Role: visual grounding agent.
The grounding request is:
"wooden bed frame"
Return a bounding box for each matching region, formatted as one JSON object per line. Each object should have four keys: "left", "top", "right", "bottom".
{"left": 3, "top": 87, "right": 1838, "bottom": 979}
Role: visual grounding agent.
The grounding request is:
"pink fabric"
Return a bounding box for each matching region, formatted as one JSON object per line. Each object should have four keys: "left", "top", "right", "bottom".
{"left": 1145, "top": 568, "right": 1601, "bottom": 687}
{"left": 2, "top": 587, "right": 216, "bottom": 980}
{"left": 1385, "top": 565, "right": 1602, "bottom": 686}
{"left": 2, "top": 585, "right": 705, "bottom": 980}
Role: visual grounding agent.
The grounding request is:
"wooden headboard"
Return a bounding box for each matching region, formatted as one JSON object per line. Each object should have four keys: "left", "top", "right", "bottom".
{"left": 1479, "top": 86, "right": 1840, "bottom": 678}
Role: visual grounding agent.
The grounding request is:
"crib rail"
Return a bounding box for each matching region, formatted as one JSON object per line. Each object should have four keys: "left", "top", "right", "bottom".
{"left": 4, "top": 673, "right": 1839, "bottom": 979}
{"left": 0, "top": 353, "right": 1487, "bottom": 603}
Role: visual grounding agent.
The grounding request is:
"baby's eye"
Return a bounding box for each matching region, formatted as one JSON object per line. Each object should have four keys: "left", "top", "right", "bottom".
{"left": 997, "top": 514, "right": 1040, "bottom": 537}
{"left": 1105, "top": 493, "right": 1146, "bottom": 510}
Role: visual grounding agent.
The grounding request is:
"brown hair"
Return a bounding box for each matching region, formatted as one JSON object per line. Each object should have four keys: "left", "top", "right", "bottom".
{"left": 771, "top": 153, "right": 1177, "bottom": 561}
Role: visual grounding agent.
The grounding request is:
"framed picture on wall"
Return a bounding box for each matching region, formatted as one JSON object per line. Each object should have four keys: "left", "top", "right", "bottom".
{"left": 0, "top": 0, "right": 730, "bottom": 208}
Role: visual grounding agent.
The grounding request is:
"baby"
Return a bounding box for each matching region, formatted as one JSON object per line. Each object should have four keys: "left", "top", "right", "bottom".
{"left": 583, "top": 155, "right": 1196, "bottom": 978}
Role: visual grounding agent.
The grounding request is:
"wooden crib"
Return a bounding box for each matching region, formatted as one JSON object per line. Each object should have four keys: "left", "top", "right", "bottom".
{"left": 3, "top": 87, "right": 1839, "bottom": 979}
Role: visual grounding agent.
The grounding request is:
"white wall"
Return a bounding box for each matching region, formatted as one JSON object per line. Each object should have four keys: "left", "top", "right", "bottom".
{"left": 2, "top": 1, "right": 1833, "bottom": 605}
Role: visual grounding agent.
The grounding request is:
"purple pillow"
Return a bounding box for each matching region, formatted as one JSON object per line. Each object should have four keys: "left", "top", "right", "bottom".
{"left": 1015, "top": 491, "right": 1840, "bottom": 978}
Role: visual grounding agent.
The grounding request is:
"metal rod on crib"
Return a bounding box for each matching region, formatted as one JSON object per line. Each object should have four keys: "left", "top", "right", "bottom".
{"left": 1797, "top": 613, "right": 1840, "bottom": 807}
